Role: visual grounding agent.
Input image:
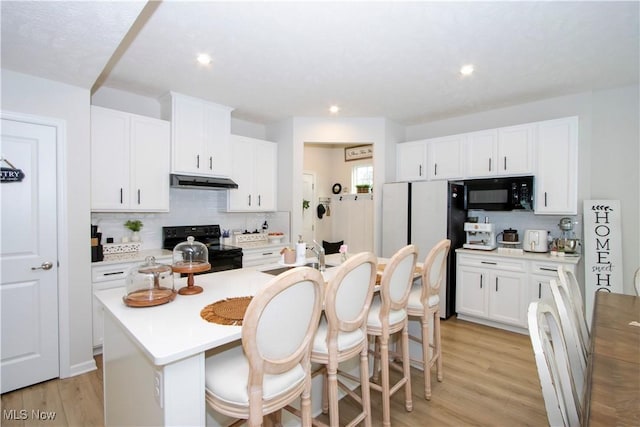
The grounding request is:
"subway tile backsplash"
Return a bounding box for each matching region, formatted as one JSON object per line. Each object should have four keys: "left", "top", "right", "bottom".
{"left": 467, "top": 210, "right": 583, "bottom": 241}
{"left": 91, "top": 188, "right": 291, "bottom": 250}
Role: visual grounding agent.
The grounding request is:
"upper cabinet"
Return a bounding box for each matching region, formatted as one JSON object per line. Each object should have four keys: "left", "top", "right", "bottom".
{"left": 227, "top": 135, "right": 277, "bottom": 212}
{"left": 496, "top": 123, "right": 534, "bottom": 175}
{"left": 465, "top": 129, "right": 498, "bottom": 177}
{"left": 427, "top": 135, "right": 464, "bottom": 180}
{"left": 91, "top": 106, "right": 170, "bottom": 212}
{"left": 534, "top": 117, "right": 578, "bottom": 215}
{"left": 160, "top": 92, "right": 233, "bottom": 177}
{"left": 396, "top": 140, "right": 427, "bottom": 181}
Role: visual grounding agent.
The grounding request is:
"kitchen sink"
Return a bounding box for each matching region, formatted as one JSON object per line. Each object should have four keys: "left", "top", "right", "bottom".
{"left": 261, "top": 263, "right": 336, "bottom": 276}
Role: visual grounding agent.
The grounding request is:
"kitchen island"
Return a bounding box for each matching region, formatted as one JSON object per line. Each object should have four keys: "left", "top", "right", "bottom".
{"left": 96, "top": 255, "right": 342, "bottom": 426}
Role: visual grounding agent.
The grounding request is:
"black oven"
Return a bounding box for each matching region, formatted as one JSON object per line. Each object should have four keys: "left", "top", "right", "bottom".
{"left": 162, "top": 225, "right": 243, "bottom": 273}
{"left": 464, "top": 176, "right": 534, "bottom": 211}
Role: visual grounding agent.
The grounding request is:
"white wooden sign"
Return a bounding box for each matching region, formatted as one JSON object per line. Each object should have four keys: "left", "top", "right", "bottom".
{"left": 583, "top": 200, "right": 623, "bottom": 325}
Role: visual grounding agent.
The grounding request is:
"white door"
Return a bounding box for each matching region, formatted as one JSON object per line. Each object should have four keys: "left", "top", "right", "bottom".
{"left": 302, "top": 173, "right": 315, "bottom": 244}
{"left": 1, "top": 117, "right": 59, "bottom": 393}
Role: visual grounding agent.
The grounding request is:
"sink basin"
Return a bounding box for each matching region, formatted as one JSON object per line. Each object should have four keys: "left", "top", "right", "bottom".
{"left": 261, "top": 263, "right": 336, "bottom": 276}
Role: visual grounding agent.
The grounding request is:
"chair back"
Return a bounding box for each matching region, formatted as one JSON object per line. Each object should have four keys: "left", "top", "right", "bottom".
{"left": 324, "top": 252, "right": 377, "bottom": 335}
{"left": 379, "top": 245, "right": 418, "bottom": 318}
{"left": 549, "top": 278, "right": 586, "bottom": 404}
{"left": 528, "top": 301, "right": 581, "bottom": 427}
{"left": 556, "top": 266, "right": 590, "bottom": 353}
{"left": 242, "top": 267, "right": 324, "bottom": 378}
{"left": 419, "top": 239, "right": 451, "bottom": 304}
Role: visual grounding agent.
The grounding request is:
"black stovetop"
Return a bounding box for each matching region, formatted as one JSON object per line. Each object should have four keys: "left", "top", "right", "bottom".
{"left": 162, "top": 225, "right": 241, "bottom": 254}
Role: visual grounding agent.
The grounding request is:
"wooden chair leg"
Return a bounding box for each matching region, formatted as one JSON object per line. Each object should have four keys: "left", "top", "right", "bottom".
{"left": 401, "top": 323, "right": 413, "bottom": 412}
{"left": 380, "top": 336, "right": 391, "bottom": 427}
{"left": 360, "top": 345, "right": 373, "bottom": 427}
{"left": 327, "top": 360, "right": 339, "bottom": 427}
{"left": 372, "top": 335, "right": 381, "bottom": 383}
{"left": 434, "top": 311, "right": 443, "bottom": 382}
{"left": 301, "top": 375, "right": 312, "bottom": 426}
{"left": 321, "top": 367, "right": 329, "bottom": 414}
{"left": 422, "top": 313, "right": 432, "bottom": 400}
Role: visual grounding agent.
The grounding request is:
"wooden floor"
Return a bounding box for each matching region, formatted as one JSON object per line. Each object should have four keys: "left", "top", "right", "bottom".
{"left": 1, "top": 318, "right": 547, "bottom": 426}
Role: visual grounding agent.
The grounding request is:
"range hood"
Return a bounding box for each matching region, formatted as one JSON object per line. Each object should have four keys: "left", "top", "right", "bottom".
{"left": 170, "top": 174, "right": 238, "bottom": 190}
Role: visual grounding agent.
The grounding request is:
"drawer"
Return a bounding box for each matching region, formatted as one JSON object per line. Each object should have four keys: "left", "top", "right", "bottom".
{"left": 92, "top": 256, "right": 172, "bottom": 283}
{"left": 531, "top": 261, "right": 576, "bottom": 276}
{"left": 457, "top": 254, "right": 526, "bottom": 272}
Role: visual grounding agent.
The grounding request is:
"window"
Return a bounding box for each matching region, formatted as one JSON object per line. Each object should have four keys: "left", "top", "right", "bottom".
{"left": 352, "top": 164, "right": 373, "bottom": 192}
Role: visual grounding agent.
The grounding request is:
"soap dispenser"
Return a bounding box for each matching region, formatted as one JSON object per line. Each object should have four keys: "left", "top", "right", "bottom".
{"left": 295, "top": 235, "right": 306, "bottom": 265}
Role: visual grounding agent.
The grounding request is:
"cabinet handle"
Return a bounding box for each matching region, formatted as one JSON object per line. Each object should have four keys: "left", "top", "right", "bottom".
{"left": 481, "top": 261, "right": 497, "bottom": 265}
{"left": 209, "top": 156, "right": 213, "bottom": 170}
{"left": 104, "top": 271, "right": 125, "bottom": 276}
{"left": 489, "top": 158, "right": 492, "bottom": 172}
{"left": 196, "top": 154, "right": 200, "bottom": 169}
{"left": 434, "top": 163, "right": 438, "bottom": 176}
{"left": 248, "top": 195, "right": 252, "bottom": 206}
{"left": 540, "top": 267, "right": 557, "bottom": 272}
{"left": 137, "top": 189, "right": 141, "bottom": 205}
{"left": 120, "top": 188, "right": 123, "bottom": 204}
{"left": 495, "top": 277, "right": 499, "bottom": 292}
{"left": 544, "top": 192, "right": 548, "bottom": 207}
{"left": 258, "top": 195, "right": 261, "bottom": 206}
{"left": 480, "top": 275, "right": 483, "bottom": 289}
{"left": 419, "top": 164, "right": 423, "bottom": 176}
{"left": 538, "top": 282, "right": 542, "bottom": 299}
{"left": 504, "top": 156, "right": 507, "bottom": 170}
{"left": 262, "top": 252, "right": 273, "bottom": 256}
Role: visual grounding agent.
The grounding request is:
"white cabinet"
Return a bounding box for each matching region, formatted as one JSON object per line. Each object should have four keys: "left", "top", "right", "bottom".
{"left": 427, "top": 135, "right": 464, "bottom": 180}
{"left": 161, "top": 92, "right": 233, "bottom": 177}
{"left": 456, "top": 254, "right": 528, "bottom": 329}
{"left": 91, "top": 106, "right": 170, "bottom": 212}
{"left": 529, "top": 261, "right": 578, "bottom": 303}
{"left": 396, "top": 140, "right": 427, "bottom": 181}
{"left": 227, "top": 135, "right": 277, "bottom": 211}
{"left": 242, "top": 246, "right": 285, "bottom": 267}
{"left": 534, "top": 116, "right": 578, "bottom": 214}
{"left": 465, "top": 130, "right": 498, "bottom": 177}
{"left": 497, "top": 123, "right": 534, "bottom": 175}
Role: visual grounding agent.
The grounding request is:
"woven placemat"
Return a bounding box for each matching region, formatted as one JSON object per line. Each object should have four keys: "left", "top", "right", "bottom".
{"left": 200, "top": 296, "right": 253, "bottom": 326}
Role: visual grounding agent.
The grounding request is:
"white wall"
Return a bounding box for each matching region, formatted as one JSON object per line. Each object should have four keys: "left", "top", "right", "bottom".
{"left": 1, "top": 70, "right": 95, "bottom": 376}
{"left": 405, "top": 86, "right": 640, "bottom": 295}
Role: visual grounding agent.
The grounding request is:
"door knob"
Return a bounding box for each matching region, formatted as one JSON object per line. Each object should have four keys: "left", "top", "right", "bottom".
{"left": 31, "top": 261, "right": 53, "bottom": 271}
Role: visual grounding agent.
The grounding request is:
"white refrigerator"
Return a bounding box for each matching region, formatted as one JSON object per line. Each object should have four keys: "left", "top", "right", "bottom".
{"left": 382, "top": 181, "right": 466, "bottom": 318}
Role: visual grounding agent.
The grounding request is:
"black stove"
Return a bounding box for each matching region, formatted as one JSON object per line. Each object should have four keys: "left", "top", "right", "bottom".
{"left": 162, "top": 225, "right": 243, "bottom": 272}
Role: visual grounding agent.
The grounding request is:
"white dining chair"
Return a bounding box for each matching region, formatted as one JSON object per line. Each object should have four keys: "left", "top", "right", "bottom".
{"left": 549, "top": 278, "right": 586, "bottom": 407}
{"left": 204, "top": 267, "right": 324, "bottom": 427}
{"left": 311, "top": 251, "right": 377, "bottom": 427}
{"left": 528, "top": 301, "right": 581, "bottom": 427}
{"left": 406, "top": 239, "right": 451, "bottom": 400}
{"left": 367, "top": 244, "right": 418, "bottom": 427}
{"left": 556, "top": 265, "right": 590, "bottom": 354}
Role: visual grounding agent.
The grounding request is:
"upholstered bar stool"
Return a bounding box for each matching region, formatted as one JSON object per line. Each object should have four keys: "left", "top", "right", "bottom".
{"left": 311, "top": 252, "right": 377, "bottom": 427}
{"left": 204, "top": 267, "right": 324, "bottom": 427}
{"left": 367, "top": 244, "right": 418, "bottom": 427}
{"left": 406, "top": 239, "right": 451, "bottom": 400}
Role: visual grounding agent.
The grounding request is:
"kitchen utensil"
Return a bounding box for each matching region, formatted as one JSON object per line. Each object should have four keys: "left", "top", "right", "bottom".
{"left": 501, "top": 228, "right": 519, "bottom": 242}
{"left": 523, "top": 230, "right": 549, "bottom": 253}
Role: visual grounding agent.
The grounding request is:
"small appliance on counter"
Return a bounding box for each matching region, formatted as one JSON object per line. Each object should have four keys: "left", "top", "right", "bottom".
{"left": 551, "top": 217, "right": 581, "bottom": 256}
{"left": 91, "top": 224, "right": 104, "bottom": 262}
{"left": 463, "top": 222, "right": 497, "bottom": 251}
{"left": 523, "top": 229, "right": 549, "bottom": 253}
{"left": 123, "top": 256, "right": 175, "bottom": 307}
{"left": 497, "top": 228, "right": 523, "bottom": 254}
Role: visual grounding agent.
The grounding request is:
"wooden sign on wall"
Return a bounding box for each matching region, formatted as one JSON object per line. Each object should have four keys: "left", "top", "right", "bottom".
{"left": 583, "top": 200, "right": 623, "bottom": 325}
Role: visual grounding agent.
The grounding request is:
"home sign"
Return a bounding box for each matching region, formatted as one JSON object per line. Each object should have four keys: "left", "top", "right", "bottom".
{"left": 0, "top": 158, "right": 25, "bottom": 183}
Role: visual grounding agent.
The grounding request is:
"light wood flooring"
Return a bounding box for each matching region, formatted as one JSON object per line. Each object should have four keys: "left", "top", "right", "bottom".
{"left": 1, "top": 318, "right": 547, "bottom": 426}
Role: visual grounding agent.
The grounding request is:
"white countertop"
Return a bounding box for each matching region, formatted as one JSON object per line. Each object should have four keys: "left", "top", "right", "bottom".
{"left": 456, "top": 247, "right": 581, "bottom": 264}
{"left": 95, "top": 254, "right": 343, "bottom": 366}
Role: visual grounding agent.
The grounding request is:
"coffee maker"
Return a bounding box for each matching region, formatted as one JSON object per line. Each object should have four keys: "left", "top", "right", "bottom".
{"left": 462, "top": 222, "right": 497, "bottom": 250}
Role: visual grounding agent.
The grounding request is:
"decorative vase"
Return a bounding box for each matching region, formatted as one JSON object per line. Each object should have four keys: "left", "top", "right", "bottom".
{"left": 131, "top": 231, "right": 141, "bottom": 242}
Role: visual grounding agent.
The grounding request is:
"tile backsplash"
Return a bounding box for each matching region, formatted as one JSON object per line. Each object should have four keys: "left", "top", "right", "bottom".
{"left": 91, "top": 188, "right": 291, "bottom": 249}
{"left": 467, "top": 210, "right": 583, "bottom": 241}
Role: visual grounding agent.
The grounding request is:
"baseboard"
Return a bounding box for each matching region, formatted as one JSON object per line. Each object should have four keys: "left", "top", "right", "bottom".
{"left": 65, "top": 358, "right": 97, "bottom": 378}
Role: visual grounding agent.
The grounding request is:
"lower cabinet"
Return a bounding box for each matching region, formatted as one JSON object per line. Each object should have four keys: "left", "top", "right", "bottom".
{"left": 456, "top": 251, "right": 579, "bottom": 333}
{"left": 241, "top": 246, "right": 285, "bottom": 268}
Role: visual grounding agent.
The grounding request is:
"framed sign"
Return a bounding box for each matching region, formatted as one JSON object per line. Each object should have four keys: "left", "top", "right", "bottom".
{"left": 583, "top": 200, "right": 623, "bottom": 325}
{"left": 0, "top": 158, "right": 25, "bottom": 183}
{"left": 344, "top": 145, "right": 373, "bottom": 162}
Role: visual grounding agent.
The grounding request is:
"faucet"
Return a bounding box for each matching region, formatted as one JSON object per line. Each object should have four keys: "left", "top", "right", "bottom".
{"left": 309, "top": 240, "right": 326, "bottom": 272}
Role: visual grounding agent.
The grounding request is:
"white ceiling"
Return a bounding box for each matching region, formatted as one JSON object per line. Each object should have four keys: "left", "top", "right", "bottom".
{"left": 2, "top": 1, "right": 638, "bottom": 125}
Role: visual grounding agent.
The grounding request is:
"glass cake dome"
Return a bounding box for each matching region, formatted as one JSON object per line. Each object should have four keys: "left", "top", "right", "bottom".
{"left": 123, "top": 256, "right": 175, "bottom": 307}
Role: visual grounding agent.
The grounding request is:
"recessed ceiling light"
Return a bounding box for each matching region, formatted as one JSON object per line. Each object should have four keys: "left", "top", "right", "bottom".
{"left": 329, "top": 105, "right": 340, "bottom": 114}
{"left": 460, "top": 64, "right": 474, "bottom": 76}
{"left": 197, "top": 53, "right": 212, "bottom": 65}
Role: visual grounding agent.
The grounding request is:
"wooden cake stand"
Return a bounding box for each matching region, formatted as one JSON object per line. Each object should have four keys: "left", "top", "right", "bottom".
{"left": 171, "top": 262, "right": 211, "bottom": 295}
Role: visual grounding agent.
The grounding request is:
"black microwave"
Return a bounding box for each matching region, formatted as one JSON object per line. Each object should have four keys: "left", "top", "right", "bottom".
{"left": 464, "top": 176, "right": 534, "bottom": 211}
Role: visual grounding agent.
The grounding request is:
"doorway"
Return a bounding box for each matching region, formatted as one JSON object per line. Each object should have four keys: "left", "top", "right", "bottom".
{"left": 1, "top": 115, "right": 60, "bottom": 393}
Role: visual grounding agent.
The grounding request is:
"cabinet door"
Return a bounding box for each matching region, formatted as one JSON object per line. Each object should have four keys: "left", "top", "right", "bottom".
{"left": 427, "top": 135, "right": 464, "bottom": 180}
{"left": 465, "top": 130, "right": 498, "bottom": 177}
{"left": 130, "top": 116, "right": 170, "bottom": 211}
{"left": 497, "top": 124, "right": 533, "bottom": 175}
{"left": 228, "top": 137, "right": 254, "bottom": 210}
{"left": 203, "top": 102, "right": 232, "bottom": 177}
{"left": 397, "top": 140, "right": 427, "bottom": 181}
{"left": 456, "top": 266, "right": 488, "bottom": 318}
{"left": 489, "top": 271, "right": 527, "bottom": 327}
{"left": 91, "top": 107, "right": 130, "bottom": 210}
{"left": 534, "top": 117, "right": 578, "bottom": 214}
{"left": 171, "top": 95, "right": 205, "bottom": 175}
{"left": 530, "top": 274, "right": 553, "bottom": 303}
{"left": 253, "top": 140, "right": 277, "bottom": 211}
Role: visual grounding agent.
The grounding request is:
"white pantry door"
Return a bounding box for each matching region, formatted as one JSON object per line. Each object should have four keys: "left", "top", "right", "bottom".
{"left": 1, "top": 117, "right": 59, "bottom": 393}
